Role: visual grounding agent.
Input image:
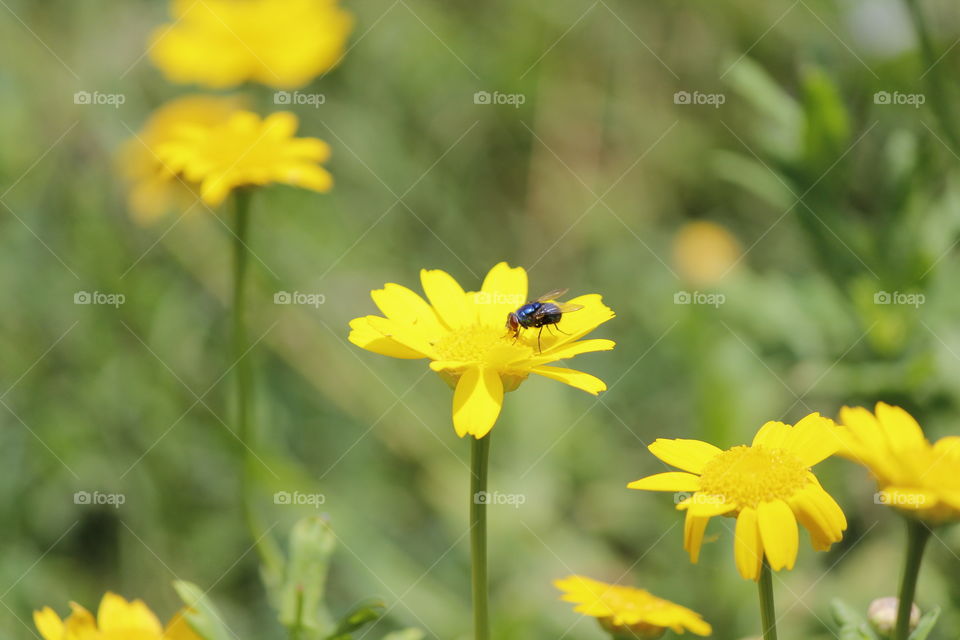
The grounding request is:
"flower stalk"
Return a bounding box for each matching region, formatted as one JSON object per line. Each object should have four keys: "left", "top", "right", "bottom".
{"left": 895, "top": 518, "right": 931, "bottom": 640}
{"left": 470, "top": 434, "right": 491, "bottom": 640}
{"left": 758, "top": 560, "right": 778, "bottom": 640}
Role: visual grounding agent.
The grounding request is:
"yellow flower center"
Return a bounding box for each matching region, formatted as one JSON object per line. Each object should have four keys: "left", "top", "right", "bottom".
{"left": 432, "top": 325, "right": 531, "bottom": 364}
{"left": 698, "top": 445, "right": 809, "bottom": 508}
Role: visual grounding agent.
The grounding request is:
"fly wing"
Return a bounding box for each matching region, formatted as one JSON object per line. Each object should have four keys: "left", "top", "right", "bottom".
{"left": 535, "top": 288, "right": 569, "bottom": 302}
{"left": 552, "top": 301, "right": 584, "bottom": 313}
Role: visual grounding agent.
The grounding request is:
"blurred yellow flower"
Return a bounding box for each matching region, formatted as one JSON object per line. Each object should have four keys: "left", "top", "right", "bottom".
{"left": 839, "top": 402, "right": 960, "bottom": 524}
{"left": 150, "top": 0, "right": 353, "bottom": 89}
{"left": 628, "top": 413, "right": 846, "bottom": 581}
{"left": 119, "top": 94, "right": 245, "bottom": 223}
{"left": 554, "top": 575, "right": 712, "bottom": 637}
{"left": 349, "top": 262, "right": 615, "bottom": 438}
{"left": 672, "top": 220, "right": 741, "bottom": 286}
{"left": 34, "top": 592, "right": 199, "bottom": 640}
{"left": 157, "top": 111, "right": 333, "bottom": 207}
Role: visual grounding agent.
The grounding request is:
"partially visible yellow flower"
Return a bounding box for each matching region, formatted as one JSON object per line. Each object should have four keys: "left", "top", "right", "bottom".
{"left": 149, "top": 0, "right": 353, "bottom": 89}
{"left": 157, "top": 111, "right": 333, "bottom": 207}
{"left": 34, "top": 592, "right": 199, "bottom": 640}
{"left": 349, "top": 262, "right": 615, "bottom": 438}
{"left": 672, "top": 220, "right": 741, "bottom": 286}
{"left": 119, "top": 94, "right": 246, "bottom": 223}
{"left": 554, "top": 575, "right": 712, "bottom": 637}
{"left": 839, "top": 402, "right": 960, "bottom": 524}
{"left": 628, "top": 413, "right": 847, "bottom": 581}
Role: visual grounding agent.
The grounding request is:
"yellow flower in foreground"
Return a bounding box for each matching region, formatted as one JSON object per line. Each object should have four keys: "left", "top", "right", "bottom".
{"left": 628, "top": 413, "right": 846, "bottom": 581}
{"left": 157, "top": 111, "right": 333, "bottom": 207}
{"left": 119, "top": 94, "right": 246, "bottom": 223}
{"left": 839, "top": 402, "right": 960, "bottom": 524}
{"left": 555, "top": 575, "right": 712, "bottom": 637}
{"left": 34, "top": 592, "right": 199, "bottom": 640}
{"left": 150, "top": 0, "right": 353, "bottom": 89}
{"left": 349, "top": 262, "right": 615, "bottom": 438}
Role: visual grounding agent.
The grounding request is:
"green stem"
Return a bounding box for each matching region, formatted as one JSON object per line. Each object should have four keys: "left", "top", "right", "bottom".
{"left": 470, "top": 434, "right": 491, "bottom": 640}
{"left": 904, "top": 0, "right": 960, "bottom": 155}
{"left": 895, "top": 518, "right": 931, "bottom": 640}
{"left": 758, "top": 561, "right": 778, "bottom": 640}
{"left": 232, "top": 189, "right": 256, "bottom": 536}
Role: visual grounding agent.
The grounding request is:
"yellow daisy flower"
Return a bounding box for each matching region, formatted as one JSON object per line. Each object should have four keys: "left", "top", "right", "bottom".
{"left": 149, "top": 0, "right": 353, "bottom": 89}
{"left": 555, "top": 575, "right": 712, "bottom": 637}
{"left": 839, "top": 402, "right": 960, "bottom": 524}
{"left": 119, "top": 94, "right": 246, "bottom": 223}
{"left": 34, "top": 592, "right": 199, "bottom": 640}
{"left": 628, "top": 413, "right": 847, "bottom": 581}
{"left": 348, "top": 262, "right": 615, "bottom": 438}
{"left": 156, "top": 111, "right": 333, "bottom": 207}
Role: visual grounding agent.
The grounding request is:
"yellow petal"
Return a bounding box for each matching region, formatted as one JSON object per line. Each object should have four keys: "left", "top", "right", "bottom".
{"left": 476, "top": 262, "right": 527, "bottom": 325}
{"left": 544, "top": 294, "right": 615, "bottom": 346}
{"left": 752, "top": 421, "right": 791, "bottom": 448}
{"left": 684, "top": 511, "right": 710, "bottom": 563}
{"left": 452, "top": 366, "right": 504, "bottom": 438}
{"left": 648, "top": 438, "right": 722, "bottom": 474}
{"left": 421, "top": 269, "right": 471, "bottom": 328}
{"left": 627, "top": 471, "right": 701, "bottom": 492}
{"left": 789, "top": 485, "right": 839, "bottom": 551}
{"left": 677, "top": 494, "right": 735, "bottom": 517}
{"left": 365, "top": 316, "right": 437, "bottom": 357}
{"left": 371, "top": 283, "right": 443, "bottom": 333}
{"left": 97, "top": 592, "right": 163, "bottom": 634}
{"left": 530, "top": 365, "right": 606, "bottom": 394}
{"left": 348, "top": 317, "right": 427, "bottom": 359}
{"left": 875, "top": 402, "right": 927, "bottom": 450}
{"left": 878, "top": 487, "right": 939, "bottom": 511}
{"left": 735, "top": 507, "right": 763, "bottom": 581}
{"left": 525, "top": 339, "right": 616, "bottom": 366}
{"left": 783, "top": 413, "right": 840, "bottom": 467}
{"left": 164, "top": 610, "right": 201, "bottom": 640}
{"left": 757, "top": 500, "right": 799, "bottom": 571}
{"left": 33, "top": 608, "right": 64, "bottom": 640}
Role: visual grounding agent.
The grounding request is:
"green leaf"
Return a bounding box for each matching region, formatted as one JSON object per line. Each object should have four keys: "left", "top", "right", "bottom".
{"left": 800, "top": 66, "right": 851, "bottom": 168}
{"left": 172, "top": 581, "right": 234, "bottom": 640}
{"left": 271, "top": 516, "right": 338, "bottom": 636}
{"left": 722, "top": 55, "right": 802, "bottom": 161}
{"left": 908, "top": 606, "right": 941, "bottom": 640}
{"left": 327, "top": 599, "right": 385, "bottom": 638}
{"left": 832, "top": 598, "right": 865, "bottom": 627}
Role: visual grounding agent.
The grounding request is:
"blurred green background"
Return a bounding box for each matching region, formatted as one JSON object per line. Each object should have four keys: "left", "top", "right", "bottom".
{"left": 2, "top": 0, "right": 960, "bottom": 638}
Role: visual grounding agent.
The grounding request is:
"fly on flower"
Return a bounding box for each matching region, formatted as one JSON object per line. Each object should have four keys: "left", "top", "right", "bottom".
{"left": 506, "top": 289, "right": 584, "bottom": 353}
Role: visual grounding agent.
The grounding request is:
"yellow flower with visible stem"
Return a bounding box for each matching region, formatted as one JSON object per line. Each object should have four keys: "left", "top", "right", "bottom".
{"left": 34, "top": 592, "right": 200, "bottom": 640}
{"left": 149, "top": 0, "right": 354, "bottom": 89}
{"left": 156, "top": 111, "right": 333, "bottom": 207}
{"left": 349, "top": 262, "right": 614, "bottom": 640}
{"left": 838, "top": 402, "right": 960, "bottom": 640}
{"left": 348, "top": 262, "right": 615, "bottom": 439}
{"left": 119, "top": 94, "right": 246, "bottom": 223}
{"left": 555, "top": 575, "right": 712, "bottom": 637}
{"left": 628, "top": 413, "right": 846, "bottom": 639}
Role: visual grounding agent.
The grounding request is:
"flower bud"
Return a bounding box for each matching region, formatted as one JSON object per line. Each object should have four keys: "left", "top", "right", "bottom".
{"left": 868, "top": 597, "right": 919, "bottom": 636}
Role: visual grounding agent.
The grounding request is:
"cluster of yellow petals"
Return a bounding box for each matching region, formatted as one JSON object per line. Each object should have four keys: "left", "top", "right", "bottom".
{"left": 839, "top": 402, "right": 960, "bottom": 524}
{"left": 150, "top": 0, "right": 353, "bottom": 89}
{"left": 34, "top": 592, "right": 199, "bottom": 640}
{"left": 554, "top": 575, "right": 712, "bottom": 636}
{"left": 628, "top": 413, "right": 847, "bottom": 581}
{"left": 349, "top": 262, "right": 615, "bottom": 438}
